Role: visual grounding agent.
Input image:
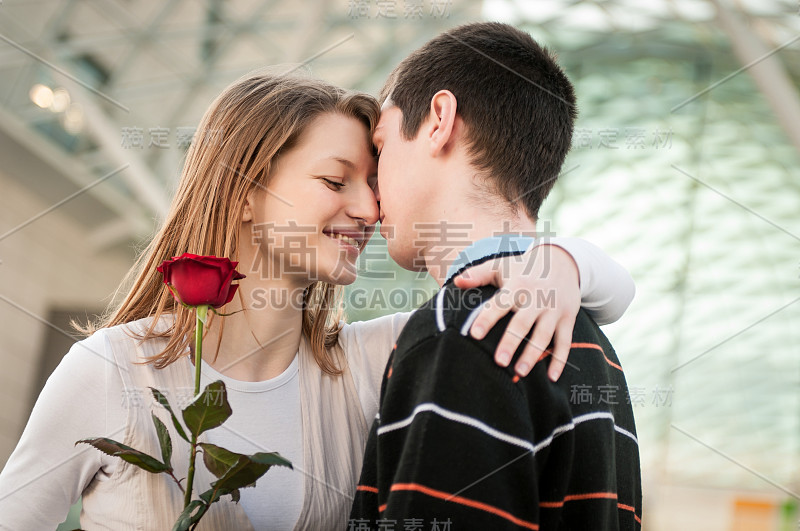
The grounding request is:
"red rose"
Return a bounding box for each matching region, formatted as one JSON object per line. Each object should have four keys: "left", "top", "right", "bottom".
{"left": 157, "top": 253, "right": 245, "bottom": 308}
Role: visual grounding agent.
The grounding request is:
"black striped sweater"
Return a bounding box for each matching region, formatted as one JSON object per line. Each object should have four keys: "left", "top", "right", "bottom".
{"left": 349, "top": 283, "right": 642, "bottom": 530}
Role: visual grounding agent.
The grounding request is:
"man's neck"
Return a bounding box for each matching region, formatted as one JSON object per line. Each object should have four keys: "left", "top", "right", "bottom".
{"left": 422, "top": 211, "right": 537, "bottom": 287}
{"left": 410, "top": 159, "right": 537, "bottom": 286}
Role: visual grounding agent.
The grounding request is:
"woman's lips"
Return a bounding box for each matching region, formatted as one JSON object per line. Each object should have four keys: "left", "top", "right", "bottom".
{"left": 323, "top": 230, "right": 363, "bottom": 256}
{"left": 326, "top": 232, "right": 360, "bottom": 247}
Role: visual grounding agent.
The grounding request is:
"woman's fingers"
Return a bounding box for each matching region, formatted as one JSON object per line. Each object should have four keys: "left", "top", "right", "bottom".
{"left": 513, "top": 316, "right": 557, "bottom": 377}
{"left": 469, "top": 287, "right": 517, "bottom": 340}
{"left": 453, "top": 261, "right": 498, "bottom": 289}
{"left": 547, "top": 320, "right": 574, "bottom": 381}
{"left": 456, "top": 248, "right": 581, "bottom": 379}
{"left": 491, "top": 307, "right": 542, "bottom": 367}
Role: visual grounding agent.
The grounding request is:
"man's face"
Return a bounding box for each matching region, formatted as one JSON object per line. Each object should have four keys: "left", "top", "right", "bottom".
{"left": 372, "top": 104, "right": 432, "bottom": 272}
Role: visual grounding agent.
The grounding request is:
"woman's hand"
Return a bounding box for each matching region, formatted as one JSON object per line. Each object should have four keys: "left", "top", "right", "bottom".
{"left": 454, "top": 244, "right": 580, "bottom": 381}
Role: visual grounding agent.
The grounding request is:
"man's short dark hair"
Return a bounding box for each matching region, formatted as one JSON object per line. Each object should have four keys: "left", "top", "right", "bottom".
{"left": 381, "top": 22, "right": 577, "bottom": 218}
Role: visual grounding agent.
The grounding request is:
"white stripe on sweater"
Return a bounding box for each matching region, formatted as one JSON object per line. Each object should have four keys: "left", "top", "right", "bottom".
{"left": 435, "top": 289, "right": 447, "bottom": 332}
{"left": 379, "top": 402, "right": 535, "bottom": 453}
{"left": 614, "top": 424, "right": 639, "bottom": 445}
{"left": 460, "top": 306, "right": 483, "bottom": 336}
{"left": 378, "top": 403, "right": 639, "bottom": 456}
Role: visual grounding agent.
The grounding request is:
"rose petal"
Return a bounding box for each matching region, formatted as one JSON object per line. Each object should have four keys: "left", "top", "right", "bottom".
{"left": 158, "top": 254, "right": 244, "bottom": 308}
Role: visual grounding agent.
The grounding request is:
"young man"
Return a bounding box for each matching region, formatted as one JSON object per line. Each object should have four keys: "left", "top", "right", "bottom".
{"left": 350, "top": 22, "right": 642, "bottom": 529}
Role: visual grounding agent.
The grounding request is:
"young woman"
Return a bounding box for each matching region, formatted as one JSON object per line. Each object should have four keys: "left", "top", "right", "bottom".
{"left": 0, "top": 72, "right": 633, "bottom": 530}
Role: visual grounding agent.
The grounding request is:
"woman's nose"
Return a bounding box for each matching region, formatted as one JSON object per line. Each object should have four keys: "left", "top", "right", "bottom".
{"left": 347, "top": 184, "right": 380, "bottom": 225}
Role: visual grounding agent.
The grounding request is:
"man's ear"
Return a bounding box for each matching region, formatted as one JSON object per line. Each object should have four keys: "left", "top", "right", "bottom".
{"left": 428, "top": 90, "right": 458, "bottom": 157}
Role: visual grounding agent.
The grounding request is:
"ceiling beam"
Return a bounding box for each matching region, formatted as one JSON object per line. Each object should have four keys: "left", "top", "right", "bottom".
{"left": 712, "top": 0, "right": 800, "bottom": 153}
{"left": 62, "top": 76, "right": 170, "bottom": 217}
{"left": 0, "top": 104, "right": 152, "bottom": 241}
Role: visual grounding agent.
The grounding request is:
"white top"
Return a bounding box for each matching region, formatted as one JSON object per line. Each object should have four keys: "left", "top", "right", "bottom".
{"left": 0, "top": 237, "right": 633, "bottom": 529}
{"left": 200, "top": 358, "right": 303, "bottom": 530}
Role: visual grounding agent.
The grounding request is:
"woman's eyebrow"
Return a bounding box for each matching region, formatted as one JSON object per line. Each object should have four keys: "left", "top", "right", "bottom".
{"left": 320, "top": 156, "right": 356, "bottom": 170}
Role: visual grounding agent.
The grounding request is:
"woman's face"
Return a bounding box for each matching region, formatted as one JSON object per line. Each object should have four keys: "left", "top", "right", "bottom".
{"left": 245, "top": 112, "right": 379, "bottom": 286}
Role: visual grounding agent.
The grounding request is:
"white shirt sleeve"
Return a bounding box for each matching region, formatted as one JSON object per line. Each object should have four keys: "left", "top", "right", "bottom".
{"left": 537, "top": 237, "right": 635, "bottom": 325}
{"left": 0, "top": 330, "right": 122, "bottom": 530}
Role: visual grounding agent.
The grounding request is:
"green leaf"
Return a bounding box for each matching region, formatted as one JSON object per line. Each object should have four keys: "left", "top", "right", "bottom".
{"left": 191, "top": 447, "right": 290, "bottom": 518}
{"left": 199, "top": 442, "right": 241, "bottom": 478}
{"left": 150, "top": 387, "right": 189, "bottom": 442}
{"left": 196, "top": 485, "right": 242, "bottom": 506}
{"left": 199, "top": 487, "right": 222, "bottom": 505}
{"left": 76, "top": 438, "right": 170, "bottom": 474}
{"left": 210, "top": 451, "right": 292, "bottom": 494}
{"left": 249, "top": 451, "right": 293, "bottom": 469}
{"left": 210, "top": 456, "right": 265, "bottom": 493}
{"left": 182, "top": 380, "right": 232, "bottom": 438}
{"left": 171, "top": 500, "right": 207, "bottom": 531}
{"left": 151, "top": 413, "right": 172, "bottom": 468}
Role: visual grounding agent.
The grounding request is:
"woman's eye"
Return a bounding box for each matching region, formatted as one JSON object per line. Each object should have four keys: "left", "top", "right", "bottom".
{"left": 323, "top": 178, "right": 345, "bottom": 190}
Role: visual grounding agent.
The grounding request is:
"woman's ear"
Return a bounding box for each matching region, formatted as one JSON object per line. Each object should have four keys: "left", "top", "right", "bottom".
{"left": 428, "top": 90, "right": 458, "bottom": 157}
{"left": 241, "top": 192, "right": 255, "bottom": 223}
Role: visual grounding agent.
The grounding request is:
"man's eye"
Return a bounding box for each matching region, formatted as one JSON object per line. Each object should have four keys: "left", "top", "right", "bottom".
{"left": 323, "top": 178, "right": 345, "bottom": 189}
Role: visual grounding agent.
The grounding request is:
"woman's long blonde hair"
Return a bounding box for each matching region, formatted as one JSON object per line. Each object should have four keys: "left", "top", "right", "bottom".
{"left": 90, "top": 72, "right": 380, "bottom": 375}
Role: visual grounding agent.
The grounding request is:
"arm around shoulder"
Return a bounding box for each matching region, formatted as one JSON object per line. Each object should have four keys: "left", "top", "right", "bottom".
{"left": 541, "top": 237, "right": 635, "bottom": 325}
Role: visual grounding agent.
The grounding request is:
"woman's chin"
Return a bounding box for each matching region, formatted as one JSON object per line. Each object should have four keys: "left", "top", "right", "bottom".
{"left": 325, "top": 272, "right": 357, "bottom": 286}
{"left": 320, "top": 264, "right": 358, "bottom": 286}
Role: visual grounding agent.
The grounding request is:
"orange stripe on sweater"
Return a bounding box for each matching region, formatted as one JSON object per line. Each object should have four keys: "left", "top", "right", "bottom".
{"left": 536, "top": 350, "right": 551, "bottom": 364}
{"left": 540, "top": 494, "right": 641, "bottom": 524}
{"left": 570, "top": 342, "right": 623, "bottom": 371}
{"left": 540, "top": 491, "right": 618, "bottom": 508}
{"left": 533, "top": 343, "right": 623, "bottom": 372}
{"left": 356, "top": 485, "right": 378, "bottom": 494}
{"left": 617, "top": 502, "right": 642, "bottom": 524}
{"left": 387, "top": 483, "right": 539, "bottom": 530}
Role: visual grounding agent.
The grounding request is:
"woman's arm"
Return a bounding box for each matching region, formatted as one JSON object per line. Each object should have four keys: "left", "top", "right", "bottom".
{"left": 540, "top": 237, "right": 635, "bottom": 325}
{"left": 0, "top": 332, "right": 116, "bottom": 529}
{"left": 348, "top": 237, "right": 633, "bottom": 393}
{"left": 454, "top": 237, "right": 635, "bottom": 380}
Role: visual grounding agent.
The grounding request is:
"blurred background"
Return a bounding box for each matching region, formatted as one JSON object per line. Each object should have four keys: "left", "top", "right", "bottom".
{"left": 0, "top": 0, "right": 798, "bottom": 529}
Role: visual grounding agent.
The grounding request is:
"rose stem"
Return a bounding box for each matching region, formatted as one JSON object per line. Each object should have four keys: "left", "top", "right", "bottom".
{"left": 184, "top": 304, "right": 208, "bottom": 509}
